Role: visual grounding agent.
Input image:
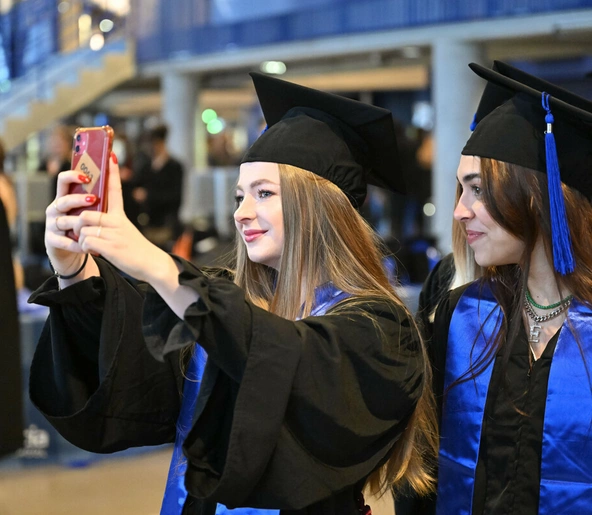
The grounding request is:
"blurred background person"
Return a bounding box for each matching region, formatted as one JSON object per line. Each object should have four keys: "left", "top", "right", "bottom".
{"left": 38, "top": 125, "right": 74, "bottom": 198}
{"left": 132, "top": 124, "right": 184, "bottom": 248}
{"left": 0, "top": 138, "right": 24, "bottom": 291}
{"left": 0, "top": 161, "right": 23, "bottom": 458}
{"left": 113, "top": 130, "right": 142, "bottom": 229}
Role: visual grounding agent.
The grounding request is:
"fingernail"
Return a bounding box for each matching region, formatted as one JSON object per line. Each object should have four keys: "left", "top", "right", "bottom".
{"left": 85, "top": 195, "right": 96, "bottom": 203}
{"left": 111, "top": 152, "right": 118, "bottom": 165}
{"left": 79, "top": 174, "right": 90, "bottom": 183}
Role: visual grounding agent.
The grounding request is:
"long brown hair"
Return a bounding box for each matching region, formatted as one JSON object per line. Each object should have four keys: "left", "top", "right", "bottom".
{"left": 233, "top": 164, "right": 437, "bottom": 496}
{"left": 456, "top": 157, "right": 592, "bottom": 383}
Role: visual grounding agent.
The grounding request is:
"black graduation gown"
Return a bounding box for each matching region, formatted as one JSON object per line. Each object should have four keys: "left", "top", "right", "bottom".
{"left": 0, "top": 198, "right": 22, "bottom": 458}
{"left": 398, "top": 284, "right": 557, "bottom": 515}
{"left": 415, "top": 253, "right": 455, "bottom": 345}
{"left": 28, "top": 257, "right": 424, "bottom": 515}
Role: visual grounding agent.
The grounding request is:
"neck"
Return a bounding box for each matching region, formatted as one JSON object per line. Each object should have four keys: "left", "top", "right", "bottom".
{"left": 526, "top": 238, "right": 572, "bottom": 305}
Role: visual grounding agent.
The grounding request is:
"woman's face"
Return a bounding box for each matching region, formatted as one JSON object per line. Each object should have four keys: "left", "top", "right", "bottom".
{"left": 454, "top": 155, "right": 525, "bottom": 267}
{"left": 234, "top": 162, "right": 284, "bottom": 269}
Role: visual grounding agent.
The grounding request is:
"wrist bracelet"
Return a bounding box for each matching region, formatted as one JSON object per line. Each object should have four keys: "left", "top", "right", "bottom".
{"left": 49, "top": 253, "right": 89, "bottom": 280}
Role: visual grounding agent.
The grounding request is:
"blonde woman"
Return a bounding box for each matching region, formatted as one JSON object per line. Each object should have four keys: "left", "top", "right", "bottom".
{"left": 29, "top": 74, "right": 437, "bottom": 515}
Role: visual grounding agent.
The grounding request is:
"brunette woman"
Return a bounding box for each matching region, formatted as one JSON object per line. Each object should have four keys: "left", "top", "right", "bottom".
{"left": 432, "top": 62, "right": 592, "bottom": 515}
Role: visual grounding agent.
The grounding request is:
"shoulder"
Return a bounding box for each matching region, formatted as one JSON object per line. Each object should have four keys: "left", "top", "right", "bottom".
{"left": 417, "top": 253, "right": 455, "bottom": 323}
{"left": 435, "top": 282, "right": 472, "bottom": 322}
{"left": 328, "top": 296, "right": 420, "bottom": 349}
{"left": 434, "top": 279, "right": 494, "bottom": 334}
{"left": 331, "top": 295, "right": 413, "bottom": 323}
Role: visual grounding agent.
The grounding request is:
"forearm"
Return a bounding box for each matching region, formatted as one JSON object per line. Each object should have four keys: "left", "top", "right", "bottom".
{"left": 140, "top": 249, "right": 200, "bottom": 320}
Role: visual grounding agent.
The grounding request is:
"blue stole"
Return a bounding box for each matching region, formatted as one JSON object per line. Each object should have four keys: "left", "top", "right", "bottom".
{"left": 160, "top": 283, "right": 351, "bottom": 515}
{"left": 437, "top": 281, "right": 592, "bottom": 515}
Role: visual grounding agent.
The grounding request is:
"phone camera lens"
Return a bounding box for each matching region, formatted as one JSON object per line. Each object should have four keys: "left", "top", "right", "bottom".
{"left": 75, "top": 145, "right": 80, "bottom": 152}
{"left": 76, "top": 135, "right": 81, "bottom": 142}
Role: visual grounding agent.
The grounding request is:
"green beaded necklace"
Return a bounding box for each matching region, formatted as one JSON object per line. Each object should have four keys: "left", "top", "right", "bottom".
{"left": 525, "top": 288, "right": 573, "bottom": 310}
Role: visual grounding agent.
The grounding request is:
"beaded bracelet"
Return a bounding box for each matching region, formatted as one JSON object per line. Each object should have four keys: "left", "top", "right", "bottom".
{"left": 49, "top": 253, "right": 89, "bottom": 280}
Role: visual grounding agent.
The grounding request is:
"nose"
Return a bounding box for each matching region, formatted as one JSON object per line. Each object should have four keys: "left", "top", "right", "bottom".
{"left": 453, "top": 194, "right": 474, "bottom": 222}
{"left": 234, "top": 195, "right": 255, "bottom": 224}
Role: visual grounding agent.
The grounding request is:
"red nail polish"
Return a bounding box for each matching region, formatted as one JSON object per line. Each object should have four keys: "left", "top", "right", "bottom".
{"left": 79, "top": 174, "right": 90, "bottom": 183}
{"left": 85, "top": 195, "right": 96, "bottom": 203}
{"left": 111, "top": 152, "right": 118, "bottom": 165}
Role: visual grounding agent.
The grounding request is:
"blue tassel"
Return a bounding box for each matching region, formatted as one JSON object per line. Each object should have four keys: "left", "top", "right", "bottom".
{"left": 542, "top": 92, "right": 575, "bottom": 275}
{"left": 469, "top": 112, "right": 478, "bottom": 132}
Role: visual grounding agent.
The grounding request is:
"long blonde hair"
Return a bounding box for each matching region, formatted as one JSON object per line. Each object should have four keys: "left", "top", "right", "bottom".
{"left": 233, "top": 163, "right": 438, "bottom": 496}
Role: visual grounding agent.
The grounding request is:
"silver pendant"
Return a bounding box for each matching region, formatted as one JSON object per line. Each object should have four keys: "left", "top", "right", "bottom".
{"left": 529, "top": 324, "right": 542, "bottom": 344}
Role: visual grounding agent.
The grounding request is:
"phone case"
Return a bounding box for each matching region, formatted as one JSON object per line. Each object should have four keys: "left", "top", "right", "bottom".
{"left": 66, "top": 126, "right": 114, "bottom": 240}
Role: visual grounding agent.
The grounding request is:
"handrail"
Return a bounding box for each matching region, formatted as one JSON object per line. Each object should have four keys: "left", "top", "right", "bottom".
{"left": 0, "top": 36, "right": 127, "bottom": 119}
{"left": 133, "top": 0, "right": 592, "bottom": 63}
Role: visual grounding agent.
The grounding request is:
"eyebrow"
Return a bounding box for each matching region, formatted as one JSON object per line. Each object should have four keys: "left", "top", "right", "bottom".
{"left": 458, "top": 172, "right": 481, "bottom": 184}
{"left": 236, "top": 178, "right": 279, "bottom": 190}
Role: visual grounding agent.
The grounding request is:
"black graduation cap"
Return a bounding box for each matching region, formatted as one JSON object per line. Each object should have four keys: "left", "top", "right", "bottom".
{"left": 470, "top": 61, "right": 592, "bottom": 129}
{"left": 462, "top": 61, "right": 592, "bottom": 275}
{"left": 241, "top": 72, "right": 402, "bottom": 207}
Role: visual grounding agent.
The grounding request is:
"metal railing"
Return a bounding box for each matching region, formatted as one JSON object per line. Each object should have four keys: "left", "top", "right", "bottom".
{"left": 133, "top": 0, "right": 592, "bottom": 63}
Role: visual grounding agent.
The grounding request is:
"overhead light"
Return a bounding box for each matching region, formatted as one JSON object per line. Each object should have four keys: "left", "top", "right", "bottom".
{"left": 78, "top": 14, "right": 92, "bottom": 30}
{"left": 260, "top": 61, "right": 287, "bottom": 75}
{"left": 99, "top": 19, "right": 114, "bottom": 32}
{"left": 423, "top": 203, "right": 436, "bottom": 217}
{"left": 207, "top": 118, "right": 225, "bottom": 135}
{"left": 78, "top": 14, "right": 92, "bottom": 45}
{"left": 89, "top": 33, "right": 105, "bottom": 51}
{"left": 201, "top": 108, "right": 217, "bottom": 124}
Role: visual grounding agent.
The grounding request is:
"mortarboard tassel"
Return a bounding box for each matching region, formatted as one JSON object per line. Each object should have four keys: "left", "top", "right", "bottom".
{"left": 541, "top": 92, "right": 575, "bottom": 275}
{"left": 469, "top": 113, "right": 478, "bottom": 132}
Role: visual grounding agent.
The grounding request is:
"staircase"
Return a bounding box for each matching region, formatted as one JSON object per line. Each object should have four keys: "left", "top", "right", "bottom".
{"left": 0, "top": 38, "right": 135, "bottom": 151}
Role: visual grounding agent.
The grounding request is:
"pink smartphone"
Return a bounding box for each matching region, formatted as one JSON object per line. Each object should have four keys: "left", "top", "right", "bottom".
{"left": 66, "top": 126, "right": 114, "bottom": 241}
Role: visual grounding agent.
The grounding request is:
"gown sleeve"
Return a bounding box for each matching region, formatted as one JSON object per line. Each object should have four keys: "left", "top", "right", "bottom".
{"left": 142, "top": 257, "right": 426, "bottom": 511}
{"left": 28, "top": 257, "right": 183, "bottom": 453}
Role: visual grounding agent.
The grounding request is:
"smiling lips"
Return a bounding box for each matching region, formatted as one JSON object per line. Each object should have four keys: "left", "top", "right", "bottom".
{"left": 466, "top": 230, "right": 485, "bottom": 245}
{"left": 243, "top": 229, "right": 267, "bottom": 243}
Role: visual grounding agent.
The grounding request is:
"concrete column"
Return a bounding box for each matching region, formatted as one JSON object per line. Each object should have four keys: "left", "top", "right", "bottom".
{"left": 161, "top": 71, "right": 207, "bottom": 171}
{"left": 431, "top": 39, "right": 485, "bottom": 253}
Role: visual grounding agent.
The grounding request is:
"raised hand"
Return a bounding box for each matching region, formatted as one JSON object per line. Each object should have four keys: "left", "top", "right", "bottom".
{"left": 72, "top": 153, "right": 170, "bottom": 282}
{"left": 45, "top": 170, "right": 96, "bottom": 278}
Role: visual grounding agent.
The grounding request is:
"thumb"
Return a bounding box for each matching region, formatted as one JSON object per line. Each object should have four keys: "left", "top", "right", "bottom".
{"left": 107, "top": 152, "right": 125, "bottom": 214}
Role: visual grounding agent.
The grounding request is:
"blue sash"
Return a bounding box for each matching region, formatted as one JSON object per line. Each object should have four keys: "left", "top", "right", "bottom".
{"left": 436, "top": 282, "right": 592, "bottom": 515}
{"left": 160, "top": 283, "right": 351, "bottom": 515}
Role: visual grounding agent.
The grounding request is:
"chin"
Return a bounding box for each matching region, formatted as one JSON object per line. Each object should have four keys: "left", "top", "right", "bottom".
{"left": 474, "top": 254, "right": 519, "bottom": 268}
{"left": 247, "top": 253, "right": 280, "bottom": 269}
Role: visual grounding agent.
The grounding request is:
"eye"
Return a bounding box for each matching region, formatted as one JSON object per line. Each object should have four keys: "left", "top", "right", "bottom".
{"left": 471, "top": 185, "right": 482, "bottom": 198}
{"left": 257, "top": 189, "right": 274, "bottom": 199}
{"left": 234, "top": 194, "right": 244, "bottom": 207}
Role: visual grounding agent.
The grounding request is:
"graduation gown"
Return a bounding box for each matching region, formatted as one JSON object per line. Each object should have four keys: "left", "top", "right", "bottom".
{"left": 28, "top": 256, "right": 424, "bottom": 515}
{"left": 404, "top": 281, "right": 591, "bottom": 515}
